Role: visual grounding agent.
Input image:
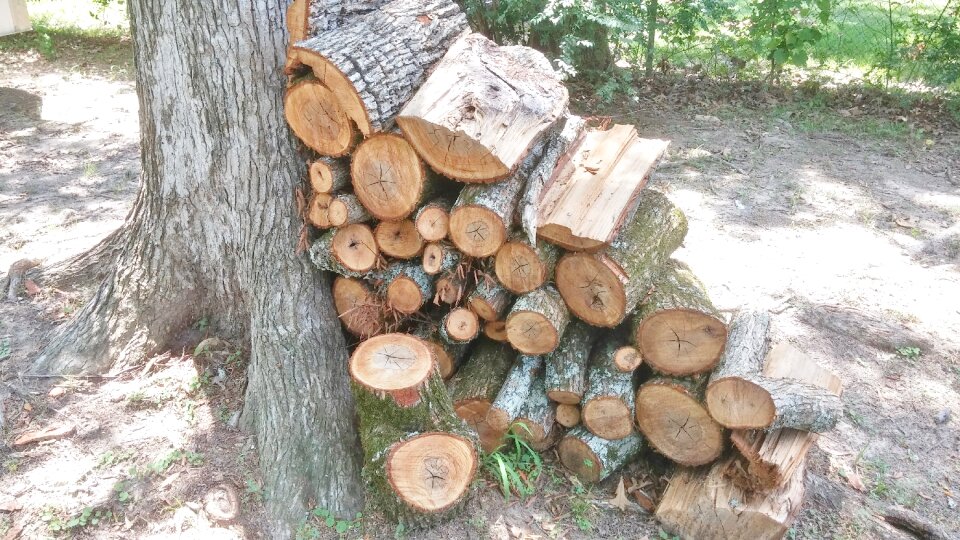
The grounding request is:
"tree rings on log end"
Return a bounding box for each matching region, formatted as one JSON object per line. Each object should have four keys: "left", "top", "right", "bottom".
{"left": 454, "top": 399, "right": 505, "bottom": 453}
{"left": 309, "top": 160, "right": 336, "bottom": 193}
{"left": 284, "top": 81, "right": 354, "bottom": 157}
{"left": 444, "top": 308, "right": 479, "bottom": 342}
{"left": 505, "top": 311, "right": 560, "bottom": 355}
{"left": 397, "top": 118, "right": 509, "bottom": 183}
{"left": 547, "top": 389, "right": 581, "bottom": 405}
{"left": 613, "top": 346, "right": 642, "bottom": 372}
{"left": 375, "top": 220, "right": 424, "bottom": 259}
{"left": 556, "top": 403, "right": 581, "bottom": 427}
{"left": 705, "top": 378, "right": 776, "bottom": 429}
{"left": 333, "top": 277, "right": 383, "bottom": 339}
{"left": 555, "top": 253, "right": 626, "bottom": 328}
{"left": 416, "top": 205, "right": 450, "bottom": 242}
{"left": 386, "top": 432, "right": 477, "bottom": 513}
{"left": 349, "top": 334, "right": 434, "bottom": 395}
{"left": 484, "top": 320, "right": 508, "bottom": 342}
{"left": 387, "top": 277, "right": 425, "bottom": 315}
{"left": 558, "top": 436, "right": 603, "bottom": 483}
{"left": 582, "top": 396, "right": 633, "bottom": 440}
{"left": 288, "top": 48, "right": 372, "bottom": 136}
{"left": 352, "top": 134, "right": 426, "bottom": 221}
{"left": 332, "top": 224, "right": 378, "bottom": 272}
{"left": 637, "top": 309, "right": 728, "bottom": 376}
{"left": 448, "top": 205, "right": 508, "bottom": 257}
{"left": 307, "top": 193, "right": 333, "bottom": 228}
{"left": 636, "top": 383, "right": 725, "bottom": 466}
{"left": 495, "top": 240, "right": 549, "bottom": 294}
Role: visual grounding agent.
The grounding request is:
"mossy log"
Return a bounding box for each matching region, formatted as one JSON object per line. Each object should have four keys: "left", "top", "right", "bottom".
{"left": 494, "top": 232, "right": 560, "bottom": 294}
{"left": 631, "top": 259, "right": 727, "bottom": 376}
{"left": 486, "top": 354, "right": 542, "bottom": 433}
{"left": 439, "top": 307, "right": 480, "bottom": 344}
{"left": 422, "top": 241, "right": 461, "bottom": 276}
{"left": 466, "top": 278, "right": 513, "bottom": 321}
{"left": 352, "top": 133, "right": 432, "bottom": 221}
{"left": 396, "top": 32, "right": 568, "bottom": 182}
{"left": 505, "top": 285, "right": 570, "bottom": 355}
{"left": 543, "top": 320, "right": 600, "bottom": 405}
{"left": 581, "top": 339, "right": 640, "bottom": 440}
{"left": 555, "top": 189, "right": 688, "bottom": 327}
{"left": 448, "top": 338, "right": 515, "bottom": 451}
{"left": 558, "top": 426, "right": 644, "bottom": 483}
{"left": 374, "top": 219, "right": 424, "bottom": 260}
{"left": 377, "top": 261, "right": 433, "bottom": 315}
{"left": 511, "top": 371, "right": 556, "bottom": 447}
{"left": 635, "top": 375, "right": 725, "bottom": 466}
{"left": 350, "top": 334, "right": 478, "bottom": 528}
{"left": 520, "top": 115, "right": 586, "bottom": 242}
{"left": 289, "top": 0, "right": 468, "bottom": 137}
{"left": 328, "top": 193, "right": 372, "bottom": 227}
{"left": 332, "top": 276, "right": 385, "bottom": 339}
{"left": 309, "top": 223, "right": 379, "bottom": 276}
{"left": 415, "top": 197, "right": 453, "bottom": 242}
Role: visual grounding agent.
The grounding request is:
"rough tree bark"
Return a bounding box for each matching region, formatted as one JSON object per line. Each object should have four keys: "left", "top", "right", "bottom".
{"left": 28, "top": 0, "right": 363, "bottom": 535}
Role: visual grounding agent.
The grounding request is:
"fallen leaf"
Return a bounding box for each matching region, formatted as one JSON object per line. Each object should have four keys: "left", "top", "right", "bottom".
{"left": 844, "top": 468, "right": 866, "bottom": 492}
{"left": 609, "top": 477, "right": 630, "bottom": 512}
{"left": 894, "top": 217, "right": 915, "bottom": 228}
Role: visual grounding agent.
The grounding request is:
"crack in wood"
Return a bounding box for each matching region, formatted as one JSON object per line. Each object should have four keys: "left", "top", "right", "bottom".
{"left": 667, "top": 328, "right": 695, "bottom": 356}
{"left": 511, "top": 255, "right": 530, "bottom": 277}
{"left": 374, "top": 345, "right": 415, "bottom": 370}
{"left": 422, "top": 456, "right": 450, "bottom": 490}
{"left": 466, "top": 221, "right": 488, "bottom": 242}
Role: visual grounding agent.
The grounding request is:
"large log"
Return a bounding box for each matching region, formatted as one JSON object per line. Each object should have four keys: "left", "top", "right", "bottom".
{"left": 494, "top": 233, "right": 560, "bottom": 294}
{"left": 466, "top": 277, "right": 512, "bottom": 321}
{"left": 397, "top": 33, "right": 568, "bottom": 182}
{"left": 308, "top": 157, "right": 351, "bottom": 193}
{"left": 351, "top": 133, "right": 431, "bottom": 221}
{"left": 558, "top": 426, "right": 643, "bottom": 483}
{"left": 289, "top": 0, "right": 468, "bottom": 137}
{"left": 374, "top": 219, "right": 424, "bottom": 259}
{"left": 332, "top": 276, "right": 385, "bottom": 339}
{"left": 378, "top": 261, "right": 433, "bottom": 315}
{"left": 486, "top": 354, "right": 542, "bottom": 433}
{"left": 544, "top": 320, "right": 600, "bottom": 404}
{"left": 448, "top": 338, "right": 515, "bottom": 451}
{"left": 286, "top": 0, "right": 389, "bottom": 47}
{"left": 309, "top": 223, "right": 379, "bottom": 276}
{"left": 510, "top": 371, "right": 556, "bottom": 448}
{"left": 284, "top": 79, "right": 356, "bottom": 157}
{"left": 728, "top": 342, "right": 843, "bottom": 491}
{"left": 415, "top": 198, "right": 453, "bottom": 242}
{"left": 350, "top": 334, "right": 477, "bottom": 527}
{"left": 581, "top": 339, "right": 641, "bottom": 440}
{"left": 656, "top": 455, "right": 805, "bottom": 540}
{"left": 705, "top": 311, "right": 842, "bottom": 431}
{"left": 555, "top": 189, "right": 688, "bottom": 327}
{"left": 635, "top": 374, "right": 725, "bottom": 466}
{"left": 505, "top": 285, "right": 570, "bottom": 355}
{"left": 537, "top": 125, "right": 670, "bottom": 252}
{"left": 631, "top": 259, "right": 727, "bottom": 376}
{"left": 328, "top": 193, "right": 372, "bottom": 227}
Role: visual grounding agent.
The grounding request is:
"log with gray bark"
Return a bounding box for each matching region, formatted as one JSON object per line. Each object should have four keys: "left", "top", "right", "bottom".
{"left": 510, "top": 372, "right": 556, "bottom": 447}
{"left": 448, "top": 338, "right": 515, "bottom": 451}
{"left": 544, "top": 320, "right": 600, "bottom": 404}
{"left": 328, "top": 193, "right": 372, "bottom": 227}
{"left": 505, "top": 285, "right": 570, "bottom": 355}
{"left": 415, "top": 197, "right": 453, "bottom": 242}
{"left": 581, "top": 338, "right": 641, "bottom": 440}
{"left": 635, "top": 374, "right": 725, "bottom": 466}
{"left": 309, "top": 223, "right": 379, "bottom": 276}
{"left": 558, "top": 426, "right": 644, "bottom": 483}
{"left": 486, "top": 354, "right": 542, "bottom": 433}
{"left": 494, "top": 232, "right": 560, "bottom": 294}
{"left": 376, "top": 261, "right": 433, "bottom": 315}
{"left": 309, "top": 157, "right": 351, "bottom": 193}
{"left": 466, "top": 277, "right": 513, "bottom": 321}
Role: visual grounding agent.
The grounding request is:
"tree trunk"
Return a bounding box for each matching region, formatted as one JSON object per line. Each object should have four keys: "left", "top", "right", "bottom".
{"left": 581, "top": 339, "right": 640, "bottom": 440}
{"left": 558, "top": 426, "right": 644, "bottom": 483}
{"left": 635, "top": 375, "right": 725, "bottom": 466}
{"left": 29, "top": 0, "right": 364, "bottom": 534}
{"left": 448, "top": 338, "right": 515, "bottom": 451}
{"left": 544, "top": 320, "right": 599, "bottom": 404}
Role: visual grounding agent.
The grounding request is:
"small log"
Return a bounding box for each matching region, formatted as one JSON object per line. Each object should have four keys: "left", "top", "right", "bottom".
{"left": 350, "top": 333, "right": 477, "bottom": 527}
{"left": 374, "top": 219, "right": 424, "bottom": 259}
{"left": 505, "top": 285, "right": 569, "bottom": 355}
{"left": 352, "top": 133, "right": 431, "bottom": 221}
{"left": 448, "top": 338, "right": 515, "bottom": 451}
{"left": 706, "top": 311, "right": 842, "bottom": 431}
{"left": 631, "top": 259, "right": 727, "bottom": 376}
{"left": 555, "top": 404, "right": 580, "bottom": 428}
{"left": 635, "top": 375, "right": 725, "bottom": 466}
{"left": 555, "top": 189, "right": 688, "bottom": 327}
{"left": 434, "top": 270, "right": 467, "bottom": 305}
{"left": 290, "top": 0, "right": 468, "bottom": 137}
{"left": 544, "top": 320, "right": 600, "bottom": 405}
{"left": 511, "top": 372, "right": 556, "bottom": 447}
{"left": 412, "top": 321, "right": 469, "bottom": 379}
{"left": 397, "top": 32, "right": 568, "bottom": 182}
{"left": 306, "top": 192, "right": 333, "bottom": 229}
{"left": 379, "top": 261, "right": 433, "bottom": 315}
{"left": 422, "top": 241, "right": 460, "bottom": 276}
{"left": 558, "top": 426, "right": 643, "bottom": 483}
{"left": 309, "top": 223, "right": 379, "bottom": 276}
{"left": 309, "top": 157, "right": 350, "bottom": 193}
{"left": 494, "top": 233, "right": 560, "bottom": 294}
{"left": 486, "top": 355, "right": 542, "bottom": 433}
{"left": 656, "top": 455, "right": 805, "bottom": 540}
{"left": 284, "top": 79, "right": 355, "bottom": 156}
{"left": 440, "top": 307, "right": 480, "bottom": 344}
{"left": 332, "top": 276, "right": 384, "bottom": 339}
{"left": 520, "top": 115, "right": 586, "bottom": 242}
{"left": 466, "top": 277, "right": 512, "bottom": 321}
{"left": 415, "top": 198, "right": 453, "bottom": 242}
{"left": 483, "top": 320, "right": 508, "bottom": 343}
{"left": 537, "top": 126, "right": 670, "bottom": 251}
{"left": 581, "top": 339, "right": 640, "bottom": 440}
{"left": 328, "top": 193, "right": 372, "bottom": 227}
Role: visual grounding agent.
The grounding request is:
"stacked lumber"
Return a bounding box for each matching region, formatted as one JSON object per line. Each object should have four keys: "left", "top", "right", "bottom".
{"left": 283, "top": 1, "right": 843, "bottom": 535}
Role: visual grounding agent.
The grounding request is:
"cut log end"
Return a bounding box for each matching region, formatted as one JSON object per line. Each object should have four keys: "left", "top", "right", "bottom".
{"left": 705, "top": 378, "right": 775, "bottom": 429}
{"left": 581, "top": 396, "right": 633, "bottom": 440}
{"left": 352, "top": 134, "right": 426, "bottom": 221}
{"left": 444, "top": 307, "right": 480, "bottom": 342}
{"left": 333, "top": 224, "right": 378, "bottom": 272}
{"left": 386, "top": 432, "right": 477, "bottom": 513}
{"left": 557, "top": 436, "right": 603, "bottom": 483}
{"left": 387, "top": 277, "right": 426, "bottom": 315}
{"left": 454, "top": 399, "right": 506, "bottom": 453}
{"left": 333, "top": 277, "right": 384, "bottom": 339}
{"left": 284, "top": 80, "right": 354, "bottom": 157}
{"left": 494, "top": 240, "right": 549, "bottom": 294}
{"left": 613, "top": 346, "right": 642, "bottom": 372}
{"left": 505, "top": 311, "right": 560, "bottom": 355}
{"left": 449, "top": 206, "right": 508, "bottom": 257}
{"left": 422, "top": 243, "right": 445, "bottom": 275}
{"left": 484, "top": 320, "right": 508, "bottom": 342}
{"left": 547, "top": 389, "right": 581, "bottom": 405}
{"left": 397, "top": 117, "right": 510, "bottom": 182}
{"left": 638, "top": 309, "right": 727, "bottom": 375}
{"left": 375, "top": 219, "right": 424, "bottom": 259}
{"left": 636, "top": 382, "right": 725, "bottom": 466}
{"left": 349, "top": 334, "right": 434, "bottom": 394}
{"left": 555, "top": 403, "right": 581, "bottom": 427}
{"left": 328, "top": 194, "right": 370, "bottom": 227}
{"left": 308, "top": 159, "right": 344, "bottom": 193}
{"left": 307, "top": 192, "right": 333, "bottom": 228}
{"left": 555, "top": 253, "right": 626, "bottom": 328}
{"left": 416, "top": 205, "right": 450, "bottom": 242}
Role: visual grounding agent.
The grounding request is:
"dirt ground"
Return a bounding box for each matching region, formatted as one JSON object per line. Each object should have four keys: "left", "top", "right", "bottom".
{"left": 2, "top": 38, "right": 959, "bottom": 539}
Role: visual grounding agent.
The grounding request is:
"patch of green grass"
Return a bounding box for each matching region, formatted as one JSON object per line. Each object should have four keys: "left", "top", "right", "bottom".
{"left": 97, "top": 448, "right": 135, "bottom": 469}
{"left": 141, "top": 449, "right": 204, "bottom": 476}
{"left": 297, "top": 508, "right": 363, "bottom": 539}
{"left": 482, "top": 425, "right": 543, "bottom": 500}
{"left": 244, "top": 478, "right": 264, "bottom": 503}
{"left": 896, "top": 346, "right": 921, "bottom": 360}
{"left": 570, "top": 494, "right": 594, "bottom": 532}
{"left": 0, "top": 337, "right": 10, "bottom": 361}
{"left": 3, "top": 458, "right": 19, "bottom": 474}
{"left": 41, "top": 506, "right": 115, "bottom": 535}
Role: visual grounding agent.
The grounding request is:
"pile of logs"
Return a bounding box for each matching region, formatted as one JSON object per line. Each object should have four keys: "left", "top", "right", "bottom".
{"left": 283, "top": 0, "right": 843, "bottom": 536}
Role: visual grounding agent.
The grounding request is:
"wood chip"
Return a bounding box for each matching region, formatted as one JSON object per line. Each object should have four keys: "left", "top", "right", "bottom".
{"left": 0, "top": 499, "right": 22, "bottom": 512}
{"left": 12, "top": 423, "right": 76, "bottom": 448}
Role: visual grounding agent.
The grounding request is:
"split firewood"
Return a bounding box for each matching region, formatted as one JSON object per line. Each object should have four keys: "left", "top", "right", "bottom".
{"left": 558, "top": 426, "right": 644, "bottom": 483}
{"left": 706, "top": 310, "right": 842, "bottom": 431}
{"left": 656, "top": 455, "right": 805, "bottom": 540}
{"left": 544, "top": 320, "right": 600, "bottom": 405}
{"left": 309, "top": 223, "right": 379, "bottom": 276}
{"left": 439, "top": 307, "right": 480, "bottom": 344}
{"left": 306, "top": 192, "right": 333, "bottom": 229}
{"left": 483, "top": 320, "right": 508, "bottom": 342}
{"left": 308, "top": 156, "right": 351, "bottom": 193}
{"left": 376, "top": 261, "right": 433, "bottom": 315}
{"left": 466, "top": 278, "right": 512, "bottom": 321}
{"left": 728, "top": 342, "right": 843, "bottom": 491}
{"left": 486, "top": 354, "right": 542, "bottom": 433}
{"left": 290, "top": 0, "right": 468, "bottom": 138}
{"left": 422, "top": 242, "right": 460, "bottom": 276}
{"left": 631, "top": 259, "right": 727, "bottom": 376}
{"left": 555, "top": 403, "right": 581, "bottom": 427}
{"left": 555, "top": 189, "right": 688, "bottom": 327}
{"left": 415, "top": 198, "right": 453, "bottom": 242}
{"left": 349, "top": 333, "right": 477, "bottom": 527}
{"left": 285, "top": 79, "right": 356, "bottom": 156}
{"left": 413, "top": 321, "right": 468, "bottom": 379}
{"left": 374, "top": 219, "right": 424, "bottom": 259}
{"left": 537, "top": 125, "right": 669, "bottom": 251}
{"left": 505, "top": 285, "right": 570, "bottom": 355}
{"left": 448, "top": 338, "right": 515, "bottom": 451}
{"left": 352, "top": 133, "right": 432, "bottom": 221}
{"left": 494, "top": 233, "right": 560, "bottom": 294}
{"left": 510, "top": 372, "right": 556, "bottom": 448}
{"left": 332, "top": 276, "right": 384, "bottom": 339}
{"left": 635, "top": 374, "right": 725, "bottom": 466}
{"left": 397, "top": 33, "right": 568, "bottom": 182}
{"left": 328, "top": 193, "right": 372, "bottom": 227}
{"left": 581, "top": 339, "right": 641, "bottom": 440}
{"left": 520, "top": 115, "right": 586, "bottom": 242}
